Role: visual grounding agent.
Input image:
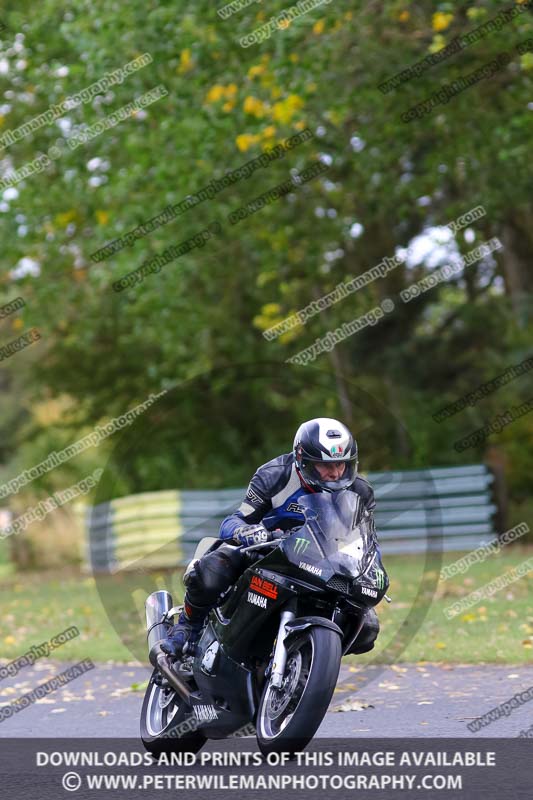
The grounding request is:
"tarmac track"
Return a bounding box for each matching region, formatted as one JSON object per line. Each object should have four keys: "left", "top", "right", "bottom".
{"left": 1, "top": 660, "right": 531, "bottom": 739}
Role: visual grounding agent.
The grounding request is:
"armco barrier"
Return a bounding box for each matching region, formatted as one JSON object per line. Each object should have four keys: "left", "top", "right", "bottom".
{"left": 82, "top": 465, "right": 497, "bottom": 572}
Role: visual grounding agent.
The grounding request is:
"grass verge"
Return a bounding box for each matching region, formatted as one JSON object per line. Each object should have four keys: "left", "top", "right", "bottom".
{"left": 0, "top": 548, "right": 531, "bottom": 666}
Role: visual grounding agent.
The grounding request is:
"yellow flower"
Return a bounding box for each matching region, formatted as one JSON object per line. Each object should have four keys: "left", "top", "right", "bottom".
{"left": 325, "top": 109, "right": 342, "bottom": 125}
{"left": 243, "top": 96, "right": 266, "bottom": 118}
{"left": 4, "top": 635, "right": 16, "bottom": 646}
{"left": 235, "top": 133, "right": 260, "bottom": 152}
{"left": 279, "top": 328, "right": 300, "bottom": 345}
{"left": 262, "top": 125, "right": 276, "bottom": 139}
{"left": 294, "top": 120, "right": 306, "bottom": 131}
{"left": 289, "top": 54, "right": 299, "bottom": 63}
{"left": 206, "top": 84, "right": 237, "bottom": 103}
{"left": 270, "top": 86, "right": 283, "bottom": 100}
{"left": 432, "top": 12, "right": 454, "bottom": 32}
{"left": 272, "top": 94, "right": 304, "bottom": 124}
{"left": 520, "top": 52, "right": 533, "bottom": 71}
{"left": 55, "top": 209, "right": 77, "bottom": 227}
{"left": 205, "top": 84, "right": 225, "bottom": 103}
{"left": 262, "top": 303, "right": 282, "bottom": 316}
{"left": 278, "top": 18, "right": 291, "bottom": 30}
{"left": 95, "top": 210, "right": 109, "bottom": 225}
{"left": 260, "top": 72, "right": 275, "bottom": 89}
{"left": 222, "top": 101, "right": 235, "bottom": 112}
{"left": 247, "top": 64, "right": 265, "bottom": 79}
{"left": 313, "top": 20, "right": 325, "bottom": 35}
{"left": 178, "top": 48, "right": 193, "bottom": 74}
{"left": 12, "top": 318, "right": 23, "bottom": 331}
{"left": 429, "top": 34, "right": 446, "bottom": 54}
{"left": 398, "top": 10, "right": 410, "bottom": 22}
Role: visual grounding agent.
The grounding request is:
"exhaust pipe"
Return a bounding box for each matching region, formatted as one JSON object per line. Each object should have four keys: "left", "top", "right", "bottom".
{"left": 145, "top": 591, "right": 191, "bottom": 704}
{"left": 146, "top": 590, "right": 173, "bottom": 666}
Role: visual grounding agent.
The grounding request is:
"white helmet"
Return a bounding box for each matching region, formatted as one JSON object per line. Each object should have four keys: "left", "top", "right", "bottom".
{"left": 293, "top": 417, "right": 358, "bottom": 492}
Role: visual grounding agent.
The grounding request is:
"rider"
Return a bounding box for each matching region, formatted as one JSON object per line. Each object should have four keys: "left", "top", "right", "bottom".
{"left": 161, "top": 417, "right": 381, "bottom": 658}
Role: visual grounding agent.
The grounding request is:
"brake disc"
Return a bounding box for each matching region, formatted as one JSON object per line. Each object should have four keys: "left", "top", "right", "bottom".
{"left": 267, "top": 651, "right": 302, "bottom": 719}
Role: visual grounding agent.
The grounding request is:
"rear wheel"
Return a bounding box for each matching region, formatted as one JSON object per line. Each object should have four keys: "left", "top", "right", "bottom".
{"left": 256, "top": 625, "right": 341, "bottom": 756}
{"left": 140, "top": 668, "right": 206, "bottom": 757}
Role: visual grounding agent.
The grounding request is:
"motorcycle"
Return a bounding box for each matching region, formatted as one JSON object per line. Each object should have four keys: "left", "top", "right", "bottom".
{"left": 140, "top": 490, "right": 390, "bottom": 756}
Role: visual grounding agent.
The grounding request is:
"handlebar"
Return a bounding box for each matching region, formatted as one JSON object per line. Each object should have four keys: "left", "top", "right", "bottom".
{"left": 240, "top": 531, "right": 290, "bottom": 554}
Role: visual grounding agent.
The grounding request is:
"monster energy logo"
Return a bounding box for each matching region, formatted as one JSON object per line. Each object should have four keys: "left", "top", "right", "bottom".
{"left": 375, "top": 568, "right": 385, "bottom": 590}
{"left": 293, "top": 537, "right": 309, "bottom": 555}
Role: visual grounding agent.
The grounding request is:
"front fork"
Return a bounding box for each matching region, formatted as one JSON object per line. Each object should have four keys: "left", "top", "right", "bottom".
{"left": 269, "top": 610, "right": 296, "bottom": 689}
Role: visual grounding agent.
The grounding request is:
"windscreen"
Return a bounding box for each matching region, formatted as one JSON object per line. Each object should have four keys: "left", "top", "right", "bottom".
{"left": 298, "top": 491, "right": 376, "bottom": 575}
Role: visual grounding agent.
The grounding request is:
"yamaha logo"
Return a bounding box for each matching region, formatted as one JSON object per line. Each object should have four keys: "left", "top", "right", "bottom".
{"left": 299, "top": 561, "right": 322, "bottom": 576}
{"left": 247, "top": 591, "right": 267, "bottom": 608}
{"left": 193, "top": 704, "right": 218, "bottom": 722}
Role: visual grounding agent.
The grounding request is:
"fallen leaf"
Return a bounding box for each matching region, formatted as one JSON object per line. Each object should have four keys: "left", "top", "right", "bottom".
{"left": 332, "top": 699, "right": 374, "bottom": 713}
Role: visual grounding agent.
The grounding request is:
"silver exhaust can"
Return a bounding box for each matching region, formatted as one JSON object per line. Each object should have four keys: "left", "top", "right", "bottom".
{"left": 145, "top": 590, "right": 173, "bottom": 667}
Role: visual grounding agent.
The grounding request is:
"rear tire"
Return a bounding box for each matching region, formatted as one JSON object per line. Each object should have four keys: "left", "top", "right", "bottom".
{"left": 256, "top": 625, "right": 341, "bottom": 756}
{"left": 140, "top": 668, "right": 206, "bottom": 757}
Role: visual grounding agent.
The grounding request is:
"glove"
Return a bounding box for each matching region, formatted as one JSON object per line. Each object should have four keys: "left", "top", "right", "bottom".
{"left": 232, "top": 524, "right": 273, "bottom": 547}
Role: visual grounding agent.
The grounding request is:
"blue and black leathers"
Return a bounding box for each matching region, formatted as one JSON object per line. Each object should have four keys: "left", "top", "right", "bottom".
{"left": 165, "top": 454, "right": 380, "bottom": 657}
{"left": 220, "top": 453, "right": 377, "bottom": 540}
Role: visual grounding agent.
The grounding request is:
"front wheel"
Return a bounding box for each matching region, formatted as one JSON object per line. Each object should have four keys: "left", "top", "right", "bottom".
{"left": 256, "top": 625, "right": 341, "bottom": 756}
{"left": 140, "top": 668, "right": 206, "bottom": 758}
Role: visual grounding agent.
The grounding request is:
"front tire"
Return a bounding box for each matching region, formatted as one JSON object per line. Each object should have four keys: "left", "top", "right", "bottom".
{"left": 140, "top": 668, "right": 206, "bottom": 757}
{"left": 256, "top": 625, "right": 341, "bottom": 756}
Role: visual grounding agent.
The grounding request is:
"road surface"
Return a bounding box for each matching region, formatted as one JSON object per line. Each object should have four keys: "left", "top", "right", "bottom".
{"left": 1, "top": 659, "right": 531, "bottom": 738}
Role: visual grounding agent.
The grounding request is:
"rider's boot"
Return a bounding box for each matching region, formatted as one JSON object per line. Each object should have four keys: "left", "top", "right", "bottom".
{"left": 160, "top": 599, "right": 208, "bottom": 659}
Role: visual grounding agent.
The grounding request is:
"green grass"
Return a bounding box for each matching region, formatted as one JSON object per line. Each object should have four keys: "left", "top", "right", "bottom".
{"left": 0, "top": 548, "right": 532, "bottom": 666}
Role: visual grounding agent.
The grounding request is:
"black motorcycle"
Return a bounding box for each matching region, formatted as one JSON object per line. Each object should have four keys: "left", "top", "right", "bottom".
{"left": 140, "top": 490, "right": 389, "bottom": 756}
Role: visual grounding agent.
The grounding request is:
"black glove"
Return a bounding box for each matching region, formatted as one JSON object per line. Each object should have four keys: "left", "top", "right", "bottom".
{"left": 232, "top": 523, "right": 273, "bottom": 547}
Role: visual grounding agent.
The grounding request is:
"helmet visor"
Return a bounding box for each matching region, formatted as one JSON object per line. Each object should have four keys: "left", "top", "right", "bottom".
{"left": 300, "top": 455, "right": 358, "bottom": 492}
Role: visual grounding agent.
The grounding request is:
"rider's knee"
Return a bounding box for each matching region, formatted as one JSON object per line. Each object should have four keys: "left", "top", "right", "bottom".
{"left": 185, "top": 544, "right": 244, "bottom": 605}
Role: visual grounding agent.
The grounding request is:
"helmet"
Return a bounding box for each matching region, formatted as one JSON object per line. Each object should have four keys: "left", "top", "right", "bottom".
{"left": 293, "top": 418, "right": 358, "bottom": 492}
